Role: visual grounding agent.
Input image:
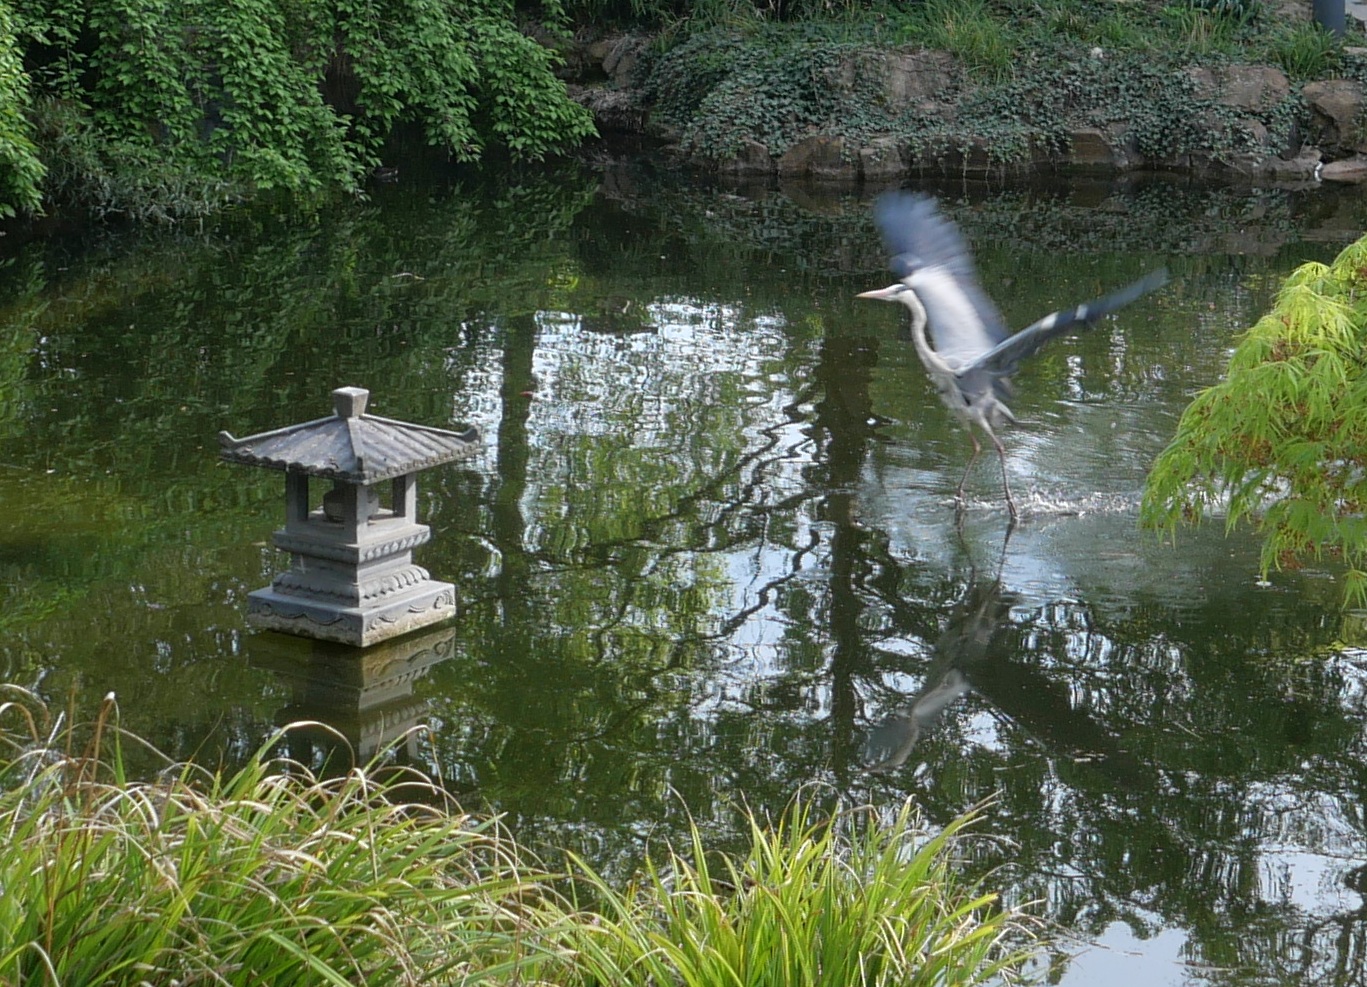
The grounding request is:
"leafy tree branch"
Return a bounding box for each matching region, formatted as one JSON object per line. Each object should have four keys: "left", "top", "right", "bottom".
{"left": 5, "top": 0, "right": 596, "bottom": 220}
{"left": 1142, "top": 236, "right": 1367, "bottom": 606}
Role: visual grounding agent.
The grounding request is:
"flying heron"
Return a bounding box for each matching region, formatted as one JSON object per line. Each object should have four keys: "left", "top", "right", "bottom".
{"left": 858, "top": 192, "right": 1167, "bottom": 519}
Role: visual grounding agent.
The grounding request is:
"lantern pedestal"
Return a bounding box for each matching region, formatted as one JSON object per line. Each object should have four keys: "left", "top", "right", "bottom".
{"left": 220, "top": 386, "right": 478, "bottom": 647}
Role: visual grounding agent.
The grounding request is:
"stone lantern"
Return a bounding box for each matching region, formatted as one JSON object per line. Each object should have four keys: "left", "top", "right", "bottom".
{"left": 219, "top": 386, "right": 478, "bottom": 646}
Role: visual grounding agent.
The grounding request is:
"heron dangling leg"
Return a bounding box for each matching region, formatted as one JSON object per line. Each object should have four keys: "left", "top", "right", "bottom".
{"left": 986, "top": 428, "right": 1018, "bottom": 520}
{"left": 956, "top": 431, "right": 983, "bottom": 506}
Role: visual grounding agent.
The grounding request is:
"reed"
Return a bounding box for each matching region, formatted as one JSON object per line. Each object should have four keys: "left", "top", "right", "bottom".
{"left": 0, "top": 686, "right": 1040, "bottom": 986}
{"left": 549, "top": 797, "right": 1035, "bottom": 987}
{"left": 0, "top": 687, "right": 559, "bottom": 986}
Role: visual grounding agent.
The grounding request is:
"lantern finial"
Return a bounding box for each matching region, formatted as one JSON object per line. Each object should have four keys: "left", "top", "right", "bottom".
{"left": 332, "top": 387, "right": 369, "bottom": 418}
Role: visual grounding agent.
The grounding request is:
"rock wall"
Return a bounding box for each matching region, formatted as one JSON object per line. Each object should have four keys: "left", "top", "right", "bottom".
{"left": 559, "top": 32, "right": 1367, "bottom": 186}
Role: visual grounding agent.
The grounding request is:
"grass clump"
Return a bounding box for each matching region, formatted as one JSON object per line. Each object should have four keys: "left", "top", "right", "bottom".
{"left": 0, "top": 685, "right": 1041, "bottom": 985}
{"left": 1268, "top": 22, "right": 1342, "bottom": 80}
{"left": 552, "top": 798, "right": 1033, "bottom": 987}
{"left": 0, "top": 688, "right": 558, "bottom": 985}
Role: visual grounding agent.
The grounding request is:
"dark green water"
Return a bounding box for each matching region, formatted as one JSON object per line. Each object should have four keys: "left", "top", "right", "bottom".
{"left": 4, "top": 163, "right": 1367, "bottom": 985}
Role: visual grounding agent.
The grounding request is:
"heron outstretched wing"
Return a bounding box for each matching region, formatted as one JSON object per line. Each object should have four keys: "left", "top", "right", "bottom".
{"left": 873, "top": 192, "right": 1010, "bottom": 364}
{"left": 963, "top": 267, "right": 1169, "bottom": 379}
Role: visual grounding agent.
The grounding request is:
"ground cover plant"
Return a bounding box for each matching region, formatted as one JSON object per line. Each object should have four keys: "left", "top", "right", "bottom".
{"left": 0, "top": 684, "right": 1038, "bottom": 985}
{"left": 633, "top": 0, "right": 1356, "bottom": 167}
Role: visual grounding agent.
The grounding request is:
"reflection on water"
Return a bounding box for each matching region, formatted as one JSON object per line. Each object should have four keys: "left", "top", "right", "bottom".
{"left": 3, "top": 166, "right": 1367, "bottom": 985}
{"left": 250, "top": 626, "right": 457, "bottom": 771}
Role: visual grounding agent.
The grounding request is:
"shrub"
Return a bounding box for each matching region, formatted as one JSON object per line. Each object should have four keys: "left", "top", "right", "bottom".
{"left": 9, "top": 0, "right": 596, "bottom": 219}
{"left": 1143, "top": 235, "right": 1367, "bottom": 607}
{"left": 0, "top": 0, "right": 43, "bottom": 217}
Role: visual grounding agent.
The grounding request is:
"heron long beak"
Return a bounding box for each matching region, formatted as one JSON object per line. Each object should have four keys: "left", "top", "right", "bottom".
{"left": 856, "top": 284, "right": 903, "bottom": 300}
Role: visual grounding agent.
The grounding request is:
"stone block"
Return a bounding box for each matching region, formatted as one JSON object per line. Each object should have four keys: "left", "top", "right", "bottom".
{"left": 859, "top": 137, "right": 906, "bottom": 181}
{"left": 880, "top": 50, "right": 960, "bottom": 106}
{"left": 778, "top": 135, "right": 855, "bottom": 180}
{"left": 824, "top": 48, "right": 959, "bottom": 107}
{"left": 1065, "top": 126, "right": 1141, "bottom": 171}
{"left": 1188, "top": 64, "right": 1291, "bottom": 113}
{"left": 717, "top": 139, "right": 775, "bottom": 176}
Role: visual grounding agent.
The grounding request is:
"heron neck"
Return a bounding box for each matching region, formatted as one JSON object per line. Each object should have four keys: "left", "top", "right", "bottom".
{"left": 903, "top": 292, "right": 951, "bottom": 375}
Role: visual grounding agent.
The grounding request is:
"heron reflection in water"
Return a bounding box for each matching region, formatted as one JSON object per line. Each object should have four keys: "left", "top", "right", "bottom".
{"left": 863, "top": 576, "right": 1015, "bottom": 774}
{"left": 862, "top": 562, "right": 1144, "bottom": 785}
{"left": 858, "top": 192, "right": 1167, "bottom": 519}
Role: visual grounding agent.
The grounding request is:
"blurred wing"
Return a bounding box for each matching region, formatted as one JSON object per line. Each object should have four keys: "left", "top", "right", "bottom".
{"left": 873, "top": 192, "right": 1009, "bottom": 362}
{"left": 965, "top": 268, "right": 1169, "bottom": 378}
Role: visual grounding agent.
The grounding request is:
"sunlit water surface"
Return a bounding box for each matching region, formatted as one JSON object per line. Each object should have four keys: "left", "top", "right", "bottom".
{"left": 3, "top": 163, "right": 1367, "bottom": 985}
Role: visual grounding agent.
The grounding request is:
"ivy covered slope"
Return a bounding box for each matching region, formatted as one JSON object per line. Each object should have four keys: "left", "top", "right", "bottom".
{"left": 602, "top": 0, "right": 1359, "bottom": 180}
{"left": 1142, "top": 236, "right": 1367, "bottom": 606}
{"left": 4, "top": 0, "right": 595, "bottom": 221}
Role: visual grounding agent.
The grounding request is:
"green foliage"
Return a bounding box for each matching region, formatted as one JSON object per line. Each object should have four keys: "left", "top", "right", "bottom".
{"left": 10, "top": 0, "right": 596, "bottom": 220}
{"left": 0, "top": 688, "right": 559, "bottom": 985}
{"left": 550, "top": 797, "right": 1034, "bottom": 987}
{"left": 1142, "top": 235, "right": 1367, "bottom": 607}
{"left": 1266, "top": 22, "right": 1342, "bottom": 81}
{"left": 0, "top": 687, "right": 1043, "bottom": 985}
{"left": 0, "top": 0, "right": 43, "bottom": 217}
{"left": 467, "top": 15, "right": 601, "bottom": 158}
{"left": 639, "top": 17, "right": 1295, "bottom": 169}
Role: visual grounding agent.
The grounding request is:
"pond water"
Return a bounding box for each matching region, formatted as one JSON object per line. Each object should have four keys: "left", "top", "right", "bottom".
{"left": 4, "top": 161, "right": 1367, "bottom": 985}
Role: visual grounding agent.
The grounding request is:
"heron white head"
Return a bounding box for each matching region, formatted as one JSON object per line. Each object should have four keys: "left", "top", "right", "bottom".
{"left": 855, "top": 282, "right": 913, "bottom": 302}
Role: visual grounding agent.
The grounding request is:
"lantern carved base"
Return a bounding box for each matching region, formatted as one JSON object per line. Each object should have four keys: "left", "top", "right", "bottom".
{"left": 248, "top": 580, "right": 456, "bottom": 647}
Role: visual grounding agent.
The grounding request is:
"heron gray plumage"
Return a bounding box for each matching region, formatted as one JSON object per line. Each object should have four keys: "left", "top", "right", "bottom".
{"left": 858, "top": 192, "right": 1168, "bottom": 519}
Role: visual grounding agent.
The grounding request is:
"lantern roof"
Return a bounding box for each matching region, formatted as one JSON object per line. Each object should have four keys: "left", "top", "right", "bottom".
{"left": 218, "top": 386, "right": 478, "bottom": 483}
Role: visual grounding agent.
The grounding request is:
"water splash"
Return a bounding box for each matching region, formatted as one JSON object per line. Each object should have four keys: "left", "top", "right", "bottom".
{"left": 961, "top": 487, "right": 1142, "bottom": 518}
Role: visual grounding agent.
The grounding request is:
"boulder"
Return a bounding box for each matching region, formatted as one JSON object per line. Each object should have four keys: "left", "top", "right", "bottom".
{"left": 778, "top": 135, "right": 856, "bottom": 180}
{"left": 569, "top": 85, "right": 645, "bottom": 134}
{"left": 1264, "top": 146, "right": 1323, "bottom": 182}
{"left": 1187, "top": 64, "right": 1291, "bottom": 113}
{"left": 585, "top": 39, "right": 614, "bottom": 65}
{"left": 602, "top": 35, "right": 649, "bottom": 87}
{"left": 1321, "top": 156, "right": 1367, "bottom": 183}
{"left": 717, "top": 139, "right": 775, "bottom": 176}
{"left": 1302, "top": 79, "right": 1365, "bottom": 151}
{"left": 1221, "top": 120, "right": 1273, "bottom": 176}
